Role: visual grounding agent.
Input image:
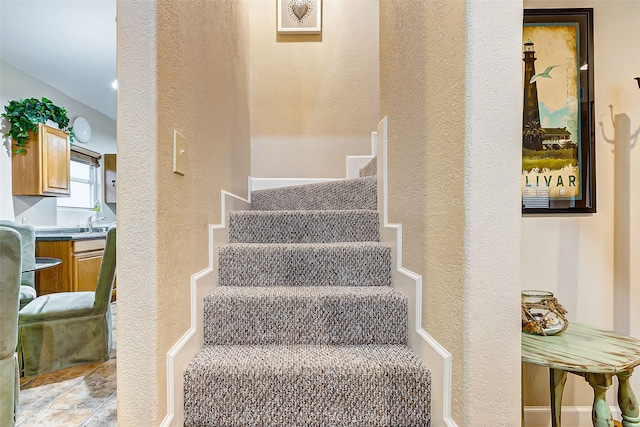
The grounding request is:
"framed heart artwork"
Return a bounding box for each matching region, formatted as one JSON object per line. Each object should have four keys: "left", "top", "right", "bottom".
{"left": 277, "top": 0, "right": 322, "bottom": 34}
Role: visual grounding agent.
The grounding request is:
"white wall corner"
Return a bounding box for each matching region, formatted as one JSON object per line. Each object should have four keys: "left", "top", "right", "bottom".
{"left": 160, "top": 189, "right": 250, "bottom": 427}
{"left": 0, "top": 144, "right": 15, "bottom": 220}
{"left": 376, "top": 117, "right": 456, "bottom": 427}
{"left": 345, "top": 156, "right": 374, "bottom": 179}
{"left": 345, "top": 131, "right": 377, "bottom": 178}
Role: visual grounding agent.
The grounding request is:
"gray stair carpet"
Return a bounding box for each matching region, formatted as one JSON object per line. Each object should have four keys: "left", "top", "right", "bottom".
{"left": 251, "top": 176, "right": 377, "bottom": 211}
{"left": 184, "top": 345, "right": 430, "bottom": 427}
{"left": 218, "top": 242, "right": 391, "bottom": 287}
{"left": 204, "top": 286, "right": 407, "bottom": 345}
{"left": 228, "top": 210, "right": 380, "bottom": 243}
{"left": 359, "top": 156, "right": 377, "bottom": 177}
{"left": 185, "top": 175, "right": 431, "bottom": 426}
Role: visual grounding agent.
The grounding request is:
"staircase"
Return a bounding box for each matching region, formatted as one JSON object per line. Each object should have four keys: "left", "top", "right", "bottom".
{"left": 183, "top": 170, "right": 431, "bottom": 426}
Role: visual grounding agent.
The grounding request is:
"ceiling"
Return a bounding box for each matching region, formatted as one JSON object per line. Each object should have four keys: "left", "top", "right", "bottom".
{"left": 0, "top": 0, "right": 117, "bottom": 120}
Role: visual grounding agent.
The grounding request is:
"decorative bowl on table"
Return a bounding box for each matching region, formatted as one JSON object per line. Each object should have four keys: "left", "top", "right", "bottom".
{"left": 521, "top": 290, "right": 568, "bottom": 336}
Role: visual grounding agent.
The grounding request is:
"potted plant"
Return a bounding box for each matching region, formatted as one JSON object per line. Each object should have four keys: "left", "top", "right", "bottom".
{"left": 2, "top": 97, "right": 74, "bottom": 154}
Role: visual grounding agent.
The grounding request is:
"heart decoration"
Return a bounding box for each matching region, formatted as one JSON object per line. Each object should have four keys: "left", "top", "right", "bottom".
{"left": 291, "top": 3, "right": 308, "bottom": 21}
{"left": 288, "top": 0, "right": 312, "bottom": 24}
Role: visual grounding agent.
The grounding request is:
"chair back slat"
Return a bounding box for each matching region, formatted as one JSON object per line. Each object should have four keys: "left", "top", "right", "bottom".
{"left": 93, "top": 227, "right": 116, "bottom": 313}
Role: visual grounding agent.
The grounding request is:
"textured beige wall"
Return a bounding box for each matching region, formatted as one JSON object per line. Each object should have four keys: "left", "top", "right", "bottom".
{"left": 379, "top": 0, "right": 466, "bottom": 421}
{"left": 249, "top": 0, "right": 380, "bottom": 178}
{"left": 522, "top": 0, "right": 640, "bottom": 410}
{"left": 117, "top": 0, "right": 251, "bottom": 424}
{"left": 463, "top": 1, "right": 523, "bottom": 422}
{"left": 380, "top": 0, "right": 523, "bottom": 424}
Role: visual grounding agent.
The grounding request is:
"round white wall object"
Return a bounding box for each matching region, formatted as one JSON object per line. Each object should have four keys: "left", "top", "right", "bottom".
{"left": 73, "top": 116, "right": 92, "bottom": 143}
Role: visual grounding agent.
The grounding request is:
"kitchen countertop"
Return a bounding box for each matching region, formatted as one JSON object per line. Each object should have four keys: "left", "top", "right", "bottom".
{"left": 35, "top": 228, "right": 108, "bottom": 242}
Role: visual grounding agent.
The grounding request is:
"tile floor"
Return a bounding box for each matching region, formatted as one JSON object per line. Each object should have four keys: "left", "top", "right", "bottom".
{"left": 16, "top": 302, "right": 117, "bottom": 426}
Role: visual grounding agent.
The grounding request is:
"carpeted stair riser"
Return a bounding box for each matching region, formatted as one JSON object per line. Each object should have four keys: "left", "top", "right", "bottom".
{"left": 204, "top": 286, "right": 408, "bottom": 345}
{"left": 184, "top": 344, "right": 431, "bottom": 427}
{"left": 228, "top": 210, "right": 380, "bottom": 244}
{"left": 251, "top": 176, "right": 377, "bottom": 211}
{"left": 218, "top": 242, "right": 391, "bottom": 287}
{"left": 359, "top": 156, "right": 377, "bottom": 177}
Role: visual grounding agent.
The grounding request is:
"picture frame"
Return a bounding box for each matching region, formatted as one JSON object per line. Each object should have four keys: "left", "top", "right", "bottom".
{"left": 277, "top": 0, "right": 322, "bottom": 34}
{"left": 522, "top": 8, "right": 595, "bottom": 214}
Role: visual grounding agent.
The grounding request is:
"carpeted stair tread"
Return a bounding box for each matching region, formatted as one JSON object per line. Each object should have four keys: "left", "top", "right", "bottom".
{"left": 251, "top": 176, "right": 377, "bottom": 211}
{"left": 229, "top": 209, "right": 380, "bottom": 243}
{"left": 218, "top": 242, "right": 391, "bottom": 287}
{"left": 184, "top": 344, "right": 431, "bottom": 427}
{"left": 204, "top": 286, "right": 407, "bottom": 345}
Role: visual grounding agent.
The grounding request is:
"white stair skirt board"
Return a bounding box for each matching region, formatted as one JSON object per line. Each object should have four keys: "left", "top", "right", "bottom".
{"left": 376, "top": 117, "right": 456, "bottom": 427}
{"left": 524, "top": 406, "right": 622, "bottom": 427}
{"left": 160, "top": 190, "right": 251, "bottom": 427}
{"left": 345, "top": 131, "right": 378, "bottom": 178}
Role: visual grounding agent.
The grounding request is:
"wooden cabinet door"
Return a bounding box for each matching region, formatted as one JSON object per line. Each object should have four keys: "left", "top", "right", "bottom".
{"left": 103, "top": 154, "right": 117, "bottom": 203}
{"left": 73, "top": 250, "right": 103, "bottom": 292}
{"left": 36, "top": 238, "right": 106, "bottom": 294}
{"left": 41, "top": 126, "right": 71, "bottom": 195}
{"left": 11, "top": 123, "right": 70, "bottom": 196}
{"left": 36, "top": 240, "right": 73, "bottom": 295}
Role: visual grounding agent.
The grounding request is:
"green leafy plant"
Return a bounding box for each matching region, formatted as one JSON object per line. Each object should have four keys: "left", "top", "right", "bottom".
{"left": 2, "top": 97, "right": 75, "bottom": 154}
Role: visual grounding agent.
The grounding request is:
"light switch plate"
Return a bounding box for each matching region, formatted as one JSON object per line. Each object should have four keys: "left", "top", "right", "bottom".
{"left": 173, "top": 130, "right": 186, "bottom": 175}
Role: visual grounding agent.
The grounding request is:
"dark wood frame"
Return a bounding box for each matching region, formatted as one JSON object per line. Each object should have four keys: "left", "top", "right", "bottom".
{"left": 522, "top": 8, "right": 595, "bottom": 214}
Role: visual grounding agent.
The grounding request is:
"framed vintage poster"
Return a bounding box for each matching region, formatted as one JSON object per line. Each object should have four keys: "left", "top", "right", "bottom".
{"left": 277, "top": 0, "right": 322, "bottom": 34}
{"left": 522, "top": 9, "right": 595, "bottom": 214}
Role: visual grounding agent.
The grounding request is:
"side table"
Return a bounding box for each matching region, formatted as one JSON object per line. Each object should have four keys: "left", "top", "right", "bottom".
{"left": 522, "top": 323, "right": 640, "bottom": 427}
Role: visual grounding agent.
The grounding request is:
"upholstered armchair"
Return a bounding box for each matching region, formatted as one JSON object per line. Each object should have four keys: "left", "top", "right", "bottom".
{"left": 0, "top": 227, "right": 22, "bottom": 426}
{"left": 0, "top": 221, "right": 37, "bottom": 309}
{"left": 17, "top": 227, "right": 116, "bottom": 377}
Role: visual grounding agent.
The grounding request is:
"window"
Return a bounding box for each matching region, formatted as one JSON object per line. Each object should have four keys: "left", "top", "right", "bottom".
{"left": 57, "top": 161, "right": 98, "bottom": 209}
{"left": 57, "top": 146, "right": 102, "bottom": 209}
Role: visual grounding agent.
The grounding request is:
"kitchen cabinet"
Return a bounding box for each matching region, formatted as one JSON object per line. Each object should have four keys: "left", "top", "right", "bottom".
{"left": 12, "top": 123, "right": 70, "bottom": 196}
{"left": 36, "top": 237, "right": 116, "bottom": 301}
{"left": 103, "top": 154, "right": 116, "bottom": 203}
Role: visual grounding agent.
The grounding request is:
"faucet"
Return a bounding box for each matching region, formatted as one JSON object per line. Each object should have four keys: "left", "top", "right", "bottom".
{"left": 88, "top": 216, "right": 108, "bottom": 232}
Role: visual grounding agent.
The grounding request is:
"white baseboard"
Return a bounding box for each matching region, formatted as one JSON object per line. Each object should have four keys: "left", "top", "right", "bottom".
{"left": 160, "top": 190, "right": 250, "bottom": 427}
{"left": 524, "top": 406, "right": 622, "bottom": 427}
{"left": 376, "top": 117, "right": 456, "bottom": 427}
{"left": 249, "top": 177, "right": 341, "bottom": 192}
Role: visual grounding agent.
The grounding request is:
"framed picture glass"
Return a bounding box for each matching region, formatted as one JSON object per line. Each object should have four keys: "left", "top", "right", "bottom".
{"left": 522, "top": 8, "right": 595, "bottom": 214}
